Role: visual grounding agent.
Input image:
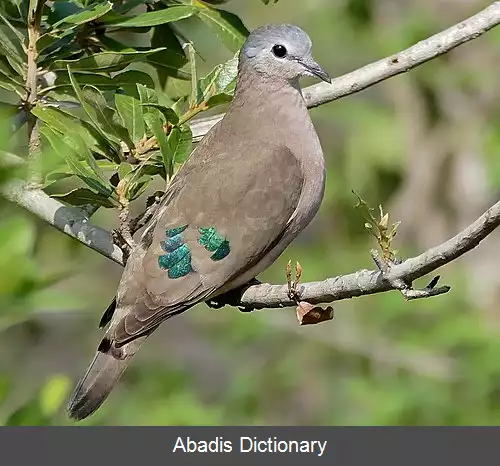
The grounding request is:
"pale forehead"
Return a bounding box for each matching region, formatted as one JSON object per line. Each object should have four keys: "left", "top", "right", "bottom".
{"left": 242, "top": 24, "right": 312, "bottom": 58}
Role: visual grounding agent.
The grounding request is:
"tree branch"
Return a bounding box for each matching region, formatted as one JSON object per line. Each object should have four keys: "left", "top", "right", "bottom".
{"left": 238, "top": 199, "right": 500, "bottom": 309}
{"left": 190, "top": 1, "right": 500, "bottom": 142}
{"left": 25, "top": 0, "right": 46, "bottom": 184}
{"left": 2, "top": 2, "right": 500, "bottom": 312}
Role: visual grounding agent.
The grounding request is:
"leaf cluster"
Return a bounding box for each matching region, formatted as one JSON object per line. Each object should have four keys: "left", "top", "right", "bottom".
{"left": 0, "top": 0, "right": 255, "bottom": 209}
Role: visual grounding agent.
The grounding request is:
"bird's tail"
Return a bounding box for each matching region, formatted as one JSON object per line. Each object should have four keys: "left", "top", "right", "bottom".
{"left": 67, "top": 334, "right": 149, "bottom": 421}
{"left": 66, "top": 349, "right": 132, "bottom": 421}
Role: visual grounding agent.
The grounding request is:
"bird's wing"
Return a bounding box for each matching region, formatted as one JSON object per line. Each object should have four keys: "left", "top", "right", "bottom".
{"left": 111, "top": 144, "right": 304, "bottom": 346}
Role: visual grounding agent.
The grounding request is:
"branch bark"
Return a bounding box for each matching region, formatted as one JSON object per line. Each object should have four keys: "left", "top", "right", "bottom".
{"left": 3, "top": 2, "right": 500, "bottom": 311}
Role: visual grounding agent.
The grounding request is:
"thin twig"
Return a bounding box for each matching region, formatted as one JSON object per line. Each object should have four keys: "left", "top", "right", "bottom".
{"left": 25, "top": 0, "right": 45, "bottom": 185}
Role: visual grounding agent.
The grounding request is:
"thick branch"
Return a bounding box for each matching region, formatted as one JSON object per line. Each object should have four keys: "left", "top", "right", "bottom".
{"left": 2, "top": 2, "right": 500, "bottom": 311}
{"left": 2, "top": 179, "right": 124, "bottom": 265}
{"left": 190, "top": 1, "right": 500, "bottom": 142}
{"left": 238, "top": 200, "right": 500, "bottom": 308}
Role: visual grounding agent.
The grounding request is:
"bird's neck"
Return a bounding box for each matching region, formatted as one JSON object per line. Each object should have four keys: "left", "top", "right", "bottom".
{"left": 233, "top": 63, "right": 304, "bottom": 110}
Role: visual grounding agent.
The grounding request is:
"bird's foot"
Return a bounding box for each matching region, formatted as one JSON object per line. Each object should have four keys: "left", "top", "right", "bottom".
{"left": 371, "top": 249, "right": 450, "bottom": 300}
{"left": 112, "top": 228, "right": 133, "bottom": 263}
{"left": 205, "top": 278, "right": 261, "bottom": 312}
{"left": 129, "top": 190, "right": 164, "bottom": 234}
{"left": 286, "top": 260, "right": 303, "bottom": 303}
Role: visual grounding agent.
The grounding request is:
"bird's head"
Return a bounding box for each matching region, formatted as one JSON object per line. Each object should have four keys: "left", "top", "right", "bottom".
{"left": 240, "top": 24, "right": 331, "bottom": 85}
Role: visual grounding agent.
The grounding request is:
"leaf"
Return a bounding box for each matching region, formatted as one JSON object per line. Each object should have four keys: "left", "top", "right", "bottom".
{"left": 46, "top": 70, "right": 155, "bottom": 92}
{"left": 197, "top": 55, "right": 238, "bottom": 104}
{"left": 296, "top": 302, "right": 334, "bottom": 326}
{"left": 114, "top": 94, "right": 145, "bottom": 144}
{"left": 195, "top": 2, "right": 249, "bottom": 52}
{"left": 127, "top": 174, "right": 152, "bottom": 201}
{"left": 113, "top": 0, "right": 148, "bottom": 14}
{"left": 82, "top": 85, "right": 133, "bottom": 147}
{"left": 67, "top": 67, "right": 130, "bottom": 146}
{"left": 205, "top": 93, "right": 232, "bottom": 109}
{"left": 146, "top": 49, "right": 190, "bottom": 80}
{"left": 40, "top": 125, "right": 114, "bottom": 197}
{"left": 51, "top": 48, "right": 165, "bottom": 72}
{"left": 52, "top": 2, "right": 113, "bottom": 28}
{"left": 52, "top": 188, "right": 116, "bottom": 208}
{"left": 43, "top": 160, "right": 117, "bottom": 188}
{"left": 31, "top": 104, "right": 117, "bottom": 160}
{"left": 143, "top": 108, "right": 172, "bottom": 178}
{"left": 141, "top": 103, "right": 179, "bottom": 125}
{"left": 168, "top": 125, "right": 192, "bottom": 164}
{"left": 137, "top": 83, "right": 158, "bottom": 105}
{"left": 0, "top": 10, "right": 25, "bottom": 44}
{"left": 0, "top": 24, "right": 25, "bottom": 67}
{"left": 0, "top": 68, "right": 24, "bottom": 94}
{"left": 96, "top": 34, "right": 135, "bottom": 53}
{"left": 106, "top": 5, "right": 197, "bottom": 28}
{"left": 39, "top": 375, "right": 71, "bottom": 417}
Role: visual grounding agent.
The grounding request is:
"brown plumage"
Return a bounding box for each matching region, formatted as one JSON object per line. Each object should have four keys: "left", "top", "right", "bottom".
{"left": 67, "top": 23, "right": 330, "bottom": 421}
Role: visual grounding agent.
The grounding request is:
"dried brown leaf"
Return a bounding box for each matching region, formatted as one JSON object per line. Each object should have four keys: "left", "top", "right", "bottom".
{"left": 296, "top": 301, "right": 334, "bottom": 326}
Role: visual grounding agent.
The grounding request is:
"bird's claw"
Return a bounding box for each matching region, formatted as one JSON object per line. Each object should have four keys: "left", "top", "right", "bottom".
{"left": 112, "top": 229, "right": 133, "bottom": 262}
{"left": 205, "top": 278, "right": 261, "bottom": 312}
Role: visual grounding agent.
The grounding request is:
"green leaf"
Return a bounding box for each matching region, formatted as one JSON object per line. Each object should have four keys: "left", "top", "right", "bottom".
{"left": 106, "top": 5, "right": 197, "bottom": 28}
{"left": 31, "top": 104, "right": 118, "bottom": 160}
{"left": 52, "top": 2, "right": 113, "bottom": 28}
{"left": 197, "top": 55, "right": 238, "bottom": 106}
{"left": 39, "top": 375, "right": 71, "bottom": 417}
{"left": 40, "top": 125, "right": 114, "bottom": 197}
{"left": 168, "top": 125, "right": 192, "bottom": 164}
{"left": 43, "top": 159, "right": 117, "bottom": 188}
{"left": 127, "top": 174, "right": 152, "bottom": 201}
{"left": 137, "top": 83, "right": 158, "bottom": 105}
{"left": 0, "top": 10, "right": 25, "bottom": 44}
{"left": 0, "top": 216, "right": 35, "bottom": 259}
{"left": 112, "top": 0, "right": 148, "bottom": 14}
{"left": 195, "top": 3, "right": 249, "bottom": 52}
{"left": 114, "top": 94, "right": 145, "bottom": 144}
{"left": 67, "top": 67, "right": 130, "bottom": 147}
{"left": 82, "top": 85, "right": 133, "bottom": 147}
{"left": 146, "top": 49, "right": 190, "bottom": 81}
{"left": 45, "top": 70, "right": 155, "bottom": 92}
{"left": 141, "top": 103, "right": 179, "bottom": 125}
{"left": 0, "top": 68, "right": 24, "bottom": 94}
{"left": 205, "top": 92, "right": 232, "bottom": 109}
{"left": 96, "top": 35, "right": 135, "bottom": 53}
{"left": 51, "top": 49, "right": 165, "bottom": 72}
{"left": 0, "top": 24, "right": 25, "bottom": 68}
{"left": 37, "top": 29, "right": 74, "bottom": 55}
{"left": 143, "top": 108, "right": 172, "bottom": 178}
{"left": 52, "top": 188, "right": 116, "bottom": 208}
{"left": 42, "top": 170, "right": 73, "bottom": 188}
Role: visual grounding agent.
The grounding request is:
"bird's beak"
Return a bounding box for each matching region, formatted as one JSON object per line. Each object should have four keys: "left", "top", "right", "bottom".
{"left": 301, "top": 58, "right": 331, "bottom": 84}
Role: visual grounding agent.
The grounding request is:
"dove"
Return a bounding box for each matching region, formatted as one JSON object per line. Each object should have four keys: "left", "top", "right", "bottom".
{"left": 67, "top": 23, "right": 331, "bottom": 421}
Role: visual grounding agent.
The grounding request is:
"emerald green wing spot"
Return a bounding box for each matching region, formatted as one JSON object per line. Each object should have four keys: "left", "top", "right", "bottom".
{"left": 198, "top": 227, "right": 230, "bottom": 261}
{"left": 158, "top": 225, "right": 192, "bottom": 278}
{"left": 166, "top": 225, "right": 188, "bottom": 237}
{"left": 168, "top": 251, "right": 192, "bottom": 279}
{"left": 210, "top": 239, "right": 230, "bottom": 261}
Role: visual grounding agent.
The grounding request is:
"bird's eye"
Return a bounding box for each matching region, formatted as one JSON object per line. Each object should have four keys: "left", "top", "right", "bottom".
{"left": 272, "top": 44, "right": 287, "bottom": 58}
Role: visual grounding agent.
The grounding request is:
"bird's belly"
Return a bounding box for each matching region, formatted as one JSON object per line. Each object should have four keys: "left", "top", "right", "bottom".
{"left": 215, "top": 162, "right": 326, "bottom": 295}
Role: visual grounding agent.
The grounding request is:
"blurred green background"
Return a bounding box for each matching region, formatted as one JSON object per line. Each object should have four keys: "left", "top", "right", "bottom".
{"left": 2, "top": 0, "right": 500, "bottom": 425}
